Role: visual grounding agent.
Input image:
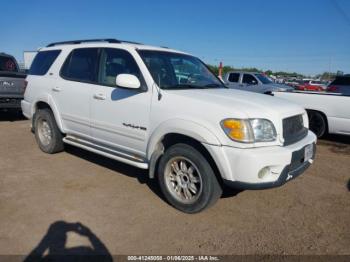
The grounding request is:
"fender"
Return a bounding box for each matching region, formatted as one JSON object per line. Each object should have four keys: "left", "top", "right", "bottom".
{"left": 146, "top": 118, "right": 221, "bottom": 160}
{"left": 32, "top": 94, "right": 65, "bottom": 133}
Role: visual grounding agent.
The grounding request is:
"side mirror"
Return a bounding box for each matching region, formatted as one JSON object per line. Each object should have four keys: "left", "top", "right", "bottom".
{"left": 116, "top": 74, "right": 140, "bottom": 89}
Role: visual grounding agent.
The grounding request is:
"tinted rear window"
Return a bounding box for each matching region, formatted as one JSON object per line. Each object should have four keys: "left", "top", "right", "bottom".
{"left": 0, "top": 55, "right": 18, "bottom": 72}
{"left": 331, "top": 77, "right": 350, "bottom": 86}
{"left": 29, "top": 50, "right": 61, "bottom": 75}
{"left": 60, "top": 48, "right": 99, "bottom": 83}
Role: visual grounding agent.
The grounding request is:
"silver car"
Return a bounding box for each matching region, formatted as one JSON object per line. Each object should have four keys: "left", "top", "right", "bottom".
{"left": 223, "top": 71, "right": 293, "bottom": 94}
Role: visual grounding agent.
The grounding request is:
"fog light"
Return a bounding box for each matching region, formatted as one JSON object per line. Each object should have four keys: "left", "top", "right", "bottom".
{"left": 258, "top": 167, "right": 270, "bottom": 179}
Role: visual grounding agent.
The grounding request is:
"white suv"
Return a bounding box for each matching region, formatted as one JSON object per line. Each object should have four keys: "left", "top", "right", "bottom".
{"left": 22, "top": 39, "right": 317, "bottom": 213}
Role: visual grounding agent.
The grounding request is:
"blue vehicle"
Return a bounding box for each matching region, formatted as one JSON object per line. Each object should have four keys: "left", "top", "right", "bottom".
{"left": 327, "top": 75, "right": 350, "bottom": 96}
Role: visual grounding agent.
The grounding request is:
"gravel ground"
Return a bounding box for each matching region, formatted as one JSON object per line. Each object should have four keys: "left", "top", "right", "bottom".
{"left": 0, "top": 112, "right": 349, "bottom": 257}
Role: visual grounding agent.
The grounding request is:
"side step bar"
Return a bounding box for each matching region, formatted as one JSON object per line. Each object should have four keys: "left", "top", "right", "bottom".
{"left": 63, "top": 136, "right": 148, "bottom": 169}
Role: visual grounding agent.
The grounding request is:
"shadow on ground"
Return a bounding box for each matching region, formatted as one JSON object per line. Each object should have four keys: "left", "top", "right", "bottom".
{"left": 65, "top": 145, "right": 165, "bottom": 202}
{"left": 321, "top": 134, "right": 350, "bottom": 145}
{"left": 318, "top": 134, "right": 350, "bottom": 156}
{"left": 0, "top": 110, "right": 26, "bottom": 122}
{"left": 65, "top": 145, "right": 243, "bottom": 203}
{"left": 24, "top": 221, "right": 112, "bottom": 262}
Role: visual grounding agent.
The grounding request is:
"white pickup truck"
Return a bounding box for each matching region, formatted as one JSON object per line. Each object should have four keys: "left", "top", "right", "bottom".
{"left": 274, "top": 91, "right": 350, "bottom": 138}
{"left": 22, "top": 39, "right": 317, "bottom": 213}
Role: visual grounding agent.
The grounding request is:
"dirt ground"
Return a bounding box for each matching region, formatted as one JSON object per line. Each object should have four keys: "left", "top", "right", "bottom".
{"left": 0, "top": 112, "right": 349, "bottom": 257}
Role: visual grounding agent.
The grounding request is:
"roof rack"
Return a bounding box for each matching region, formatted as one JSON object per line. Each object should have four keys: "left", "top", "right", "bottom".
{"left": 46, "top": 38, "right": 142, "bottom": 47}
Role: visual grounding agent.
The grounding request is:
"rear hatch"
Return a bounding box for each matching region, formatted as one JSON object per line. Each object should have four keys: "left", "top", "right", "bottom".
{"left": 0, "top": 72, "right": 26, "bottom": 95}
{"left": 0, "top": 55, "right": 26, "bottom": 95}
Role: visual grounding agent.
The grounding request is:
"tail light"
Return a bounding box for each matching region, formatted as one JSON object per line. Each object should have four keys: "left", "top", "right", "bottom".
{"left": 24, "top": 80, "right": 28, "bottom": 92}
{"left": 328, "top": 85, "right": 337, "bottom": 92}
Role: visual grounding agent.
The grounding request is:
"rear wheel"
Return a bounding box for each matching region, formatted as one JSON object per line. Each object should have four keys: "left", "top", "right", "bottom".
{"left": 158, "top": 144, "right": 222, "bottom": 213}
{"left": 34, "top": 109, "right": 64, "bottom": 154}
{"left": 308, "top": 111, "right": 327, "bottom": 138}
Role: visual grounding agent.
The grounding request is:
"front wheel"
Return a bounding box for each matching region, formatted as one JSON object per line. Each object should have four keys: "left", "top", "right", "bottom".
{"left": 158, "top": 144, "right": 222, "bottom": 213}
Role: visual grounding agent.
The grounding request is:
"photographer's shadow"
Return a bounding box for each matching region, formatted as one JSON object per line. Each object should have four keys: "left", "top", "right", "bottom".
{"left": 24, "top": 221, "right": 113, "bottom": 262}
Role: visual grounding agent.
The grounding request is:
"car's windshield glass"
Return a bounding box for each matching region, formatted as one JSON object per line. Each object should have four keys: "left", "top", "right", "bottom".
{"left": 138, "top": 50, "right": 224, "bottom": 89}
{"left": 0, "top": 56, "right": 18, "bottom": 72}
{"left": 254, "top": 73, "right": 272, "bottom": 84}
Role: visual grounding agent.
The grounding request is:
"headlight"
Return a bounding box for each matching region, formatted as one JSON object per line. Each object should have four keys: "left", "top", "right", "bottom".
{"left": 250, "top": 119, "right": 277, "bottom": 142}
{"left": 221, "top": 118, "right": 276, "bottom": 143}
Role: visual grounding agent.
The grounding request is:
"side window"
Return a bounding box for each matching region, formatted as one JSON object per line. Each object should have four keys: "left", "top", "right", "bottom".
{"left": 228, "top": 73, "right": 240, "bottom": 83}
{"left": 61, "top": 48, "right": 99, "bottom": 83}
{"left": 98, "top": 48, "right": 140, "bottom": 86}
{"left": 242, "top": 74, "right": 258, "bottom": 85}
{"left": 28, "top": 50, "right": 61, "bottom": 75}
{"left": 142, "top": 56, "right": 175, "bottom": 87}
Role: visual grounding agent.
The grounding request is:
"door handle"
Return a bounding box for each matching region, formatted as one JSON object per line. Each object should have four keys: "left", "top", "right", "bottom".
{"left": 93, "top": 93, "right": 106, "bottom": 100}
{"left": 52, "top": 87, "right": 61, "bottom": 92}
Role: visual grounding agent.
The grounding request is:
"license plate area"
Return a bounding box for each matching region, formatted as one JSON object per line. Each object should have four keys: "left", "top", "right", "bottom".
{"left": 304, "top": 144, "right": 313, "bottom": 162}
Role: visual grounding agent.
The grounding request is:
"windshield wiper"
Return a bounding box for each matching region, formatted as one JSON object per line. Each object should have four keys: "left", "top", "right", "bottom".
{"left": 203, "top": 83, "right": 225, "bottom": 88}
{"left": 162, "top": 83, "right": 225, "bottom": 90}
{"left": 162, "top": 84, "right": 201, "bottom": 90}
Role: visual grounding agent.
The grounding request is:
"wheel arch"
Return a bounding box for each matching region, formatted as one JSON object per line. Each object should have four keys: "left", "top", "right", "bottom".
{"left": 32, "top": 97, "right": 64, "bottom": 133}
{"left": 306, "top": 109, "right": 329, "bottom": 136}
{"left": 147, "top": 120, "right": 223, "bottom": 183}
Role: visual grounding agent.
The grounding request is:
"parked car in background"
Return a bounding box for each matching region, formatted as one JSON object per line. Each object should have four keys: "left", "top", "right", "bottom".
{"left": 284, "top": 79, "right": 300, "bottom": 88}
{"left": 274, "top": 91, "right": 350, "bottom": 138}
{"left": 22, "top": 39, "right": 316, "bottom": 213}
{"left": 295, "top": 79, "right": 327, "bottom": 92}
{"left": 0, "top": 52, "right": 26, "bottom": 111}
{"left": 223, "top": 71, "right": 293, "bottom": 94}
{"left": 327, "top": 75, "right": 350, "bottom": 96}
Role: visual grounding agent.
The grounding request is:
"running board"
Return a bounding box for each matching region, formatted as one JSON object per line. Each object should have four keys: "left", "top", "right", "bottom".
{"left": 63, "top": 136, "right": 148, "bottom": 169}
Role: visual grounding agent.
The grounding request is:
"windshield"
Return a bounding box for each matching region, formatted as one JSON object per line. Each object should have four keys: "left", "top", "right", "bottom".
{"left": 254, "top": 73, "right": 273, "bottom": 84}
{"left": 138, "top": 50, "right": 224, "bottom": 89}
{"left": 0, "top": 55, "right": 18, "bottom": 72}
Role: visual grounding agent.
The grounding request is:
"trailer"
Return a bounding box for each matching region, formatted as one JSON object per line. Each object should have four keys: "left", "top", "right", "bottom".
{"left": 23, "top": 51, "right": 38, "bottom": 71}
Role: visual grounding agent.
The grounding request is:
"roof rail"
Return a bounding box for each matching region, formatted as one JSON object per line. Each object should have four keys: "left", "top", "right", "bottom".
{"left": 46, "top": 38, "right": 142, "bottom": 47}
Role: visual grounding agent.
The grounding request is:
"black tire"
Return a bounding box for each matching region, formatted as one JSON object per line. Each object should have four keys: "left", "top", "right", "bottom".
{"left": 34, "top": 109, "right": 64, "bottom": 154}
{"left": 157, "top": 143, "right": 222, "bottom": 213}
{"left": 308, "top": 111, "right": 327, "bottom": 138}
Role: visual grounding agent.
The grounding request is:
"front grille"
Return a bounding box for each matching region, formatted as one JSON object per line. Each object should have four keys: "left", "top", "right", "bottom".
{"left": 283, "top": 114, "right": 308, "bottom": 146}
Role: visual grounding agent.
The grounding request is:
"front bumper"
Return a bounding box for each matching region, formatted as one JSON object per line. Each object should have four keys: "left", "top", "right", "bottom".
{"left": 0, "top": 96, "right": 23, "bottom": 109}
{"left": 204, "top": 131, "right": 317, "bottom": 189}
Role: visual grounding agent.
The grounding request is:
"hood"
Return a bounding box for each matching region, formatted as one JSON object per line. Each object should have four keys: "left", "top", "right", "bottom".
{"left": 165, "top": 88, "right": 303, "bottom": 119}
{"left": 155, "top": 88, "right": 306, "bottom": 147}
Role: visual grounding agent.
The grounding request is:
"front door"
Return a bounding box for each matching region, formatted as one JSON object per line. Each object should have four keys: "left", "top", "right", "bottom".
{"left": 241, "top": 73, "right": 259, "bottom": 92}
{"left": 90, "top": 48, "right": 151, "bottom": 158}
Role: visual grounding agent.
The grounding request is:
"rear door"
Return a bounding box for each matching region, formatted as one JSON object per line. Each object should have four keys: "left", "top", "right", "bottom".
{"left": 226, "top": 72, "right": 241, "bottom": 89}
{"left": 56, "top": 48, "right": 99, "bottom": 139}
